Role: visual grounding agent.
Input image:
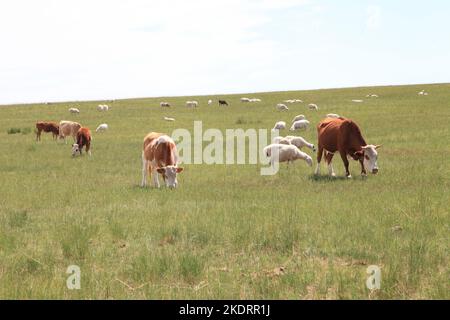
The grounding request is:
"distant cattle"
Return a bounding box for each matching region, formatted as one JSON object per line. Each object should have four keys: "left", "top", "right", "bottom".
{"left": 69, "top": 108, "right": 80, "bottom": 114}
{"left": 72, "top": 127, "right": 92, "bottom": 156}
{"left": 35, "top": 121, "right": 59, "bottom": 141}
{"left": 96, "top": 124, "right": 108, "bottom": 132}
{"left": 290, "top": 120, "right": 310, "bottom": 131}
{"left": 160, "top": 102, "right": 171, "bottom": 108}
{"left": 141, "top": 132, "right": 183, "bottom": 188}
{"left": 264, "top": 144, "right": 313, "bottom": 167}
{"left": 58, "top": 121, "right": 82, "bottom": 143}
{"left": 315, "top": 117, "right": 381, "bottom": 178}
{"left": 218, "top": 100, "right": 228, "bottom": 106}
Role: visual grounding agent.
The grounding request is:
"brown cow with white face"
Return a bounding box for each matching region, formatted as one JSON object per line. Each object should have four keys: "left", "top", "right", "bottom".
{"left": 315, "top": 118, "right": 381, "bottom": 178}
{"left": 141, "top": 132, "right": 183, "bottom": 188}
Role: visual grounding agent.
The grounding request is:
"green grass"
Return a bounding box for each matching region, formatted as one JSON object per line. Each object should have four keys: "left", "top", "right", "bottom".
{"left": 0, "top": 84, "right": 449, "bottom": 299}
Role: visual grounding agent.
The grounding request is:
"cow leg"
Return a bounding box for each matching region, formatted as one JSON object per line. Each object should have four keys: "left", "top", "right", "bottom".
{"left": 359, "top": 159, "right": 367, "bottom": 176}
{"left": 141, "top": 154, "right": 148, "bottom": 187}
{"left": 151, "top": 167, "right": 160, "bottom": 188}
{"left": 339, "top": 151, "right": 351, "bottom": 178}
{"left": 315, "top": 145, "right": 323, "bottom": 175}
{"left": 325, "top": 152, "right": 336, "bottom": 177}
{"left": 86, "top": 141, "right": 91, "bottom": 156}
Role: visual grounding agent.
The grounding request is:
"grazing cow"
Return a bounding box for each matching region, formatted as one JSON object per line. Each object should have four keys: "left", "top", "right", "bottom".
{"left": 264, "top": 144, "right": 313, "bottom": 167}
{"left": 290, "top": 119, "right": 310, "bottom": 131}
{"left": 292, "top": 114, "right": 306, "bottom": 122}
{"left": 95, "top": 124, "right": 108, "bottom": 132}
{"left": 218, "top": 100, "right": 228, "bottom": 106}
{"left": 273, "top": 121, "right": 286, "bottom": 130}
{"left": 326, "top": 113, "right": 341, "bottom": 119}
{"left": 308, "top": 104, "right": 319, "bottom": 110}
{"left": 35, "top": 121, "right": 59, "bottom": 141}
{"left": 160, "top": 102, "right": 171, "bottom": 108}
{"left": 141, "top": 132, "right": 183, "bottom": 188}
{"left": 69, "top": 107, "right": 80, "bottom": 114}
{"left": 58, "top": 121, "right": 82, "bottom": 143}
{"left": 276, "top": 103, "right": 289, "bottom": 111}
{"left": 315, "top": 117, "right": 381, "bottom": 178}
{"left": 72, "top": 127, "right": 92, "bottom": 156}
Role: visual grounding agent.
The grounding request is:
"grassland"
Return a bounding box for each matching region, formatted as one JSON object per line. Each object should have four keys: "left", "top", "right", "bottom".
{"left": 0, "top": 84, "right": 449, "bottom": 299}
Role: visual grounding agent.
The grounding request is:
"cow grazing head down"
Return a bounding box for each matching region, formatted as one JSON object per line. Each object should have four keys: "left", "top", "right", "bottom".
{"left": 156, "top": 166, "right": 184, "bottom": 188}
{"left": 353, "top": 145, "right": 381, "bottom": 174}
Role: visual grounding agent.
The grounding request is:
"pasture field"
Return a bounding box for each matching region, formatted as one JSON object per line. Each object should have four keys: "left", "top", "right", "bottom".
{"left": 0, "top": 84, "right": 449, "bottom": 299}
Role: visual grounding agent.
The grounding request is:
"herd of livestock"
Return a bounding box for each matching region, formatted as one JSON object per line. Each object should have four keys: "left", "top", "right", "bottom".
{"left": 33, "top": 89, "right": 430, "bottom": 187}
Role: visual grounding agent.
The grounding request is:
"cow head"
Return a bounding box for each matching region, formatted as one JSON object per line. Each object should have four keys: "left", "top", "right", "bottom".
{"left": 71, "top": 143, "right": 80, "bottom": 156}
{"left": 354, "top": 145, "right": 381, "bottom": 174}
{"left": 156, "top": 166, "right": 184, "bottom": 188}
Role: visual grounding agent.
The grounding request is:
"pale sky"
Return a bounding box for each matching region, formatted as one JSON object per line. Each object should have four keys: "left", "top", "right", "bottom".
{"left": 1, "top": 0, "right": 449, "bottom": 104}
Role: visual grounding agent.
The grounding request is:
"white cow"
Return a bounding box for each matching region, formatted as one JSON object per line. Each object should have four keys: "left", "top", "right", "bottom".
{"left": 96, "top": 124, "right": 108, "bottom": 132}
{"left": 290, "top": 120, "right": 310, "bottom": 131}
{"left": 264, "top": 144, "right": 313, "bottom": 167}
{"left": 273, "top": 121, "right": 287, "bottom": 130}
{"left": 69, "top": 107, "right": 80, "bottom": 114}
{"left": 292, "top": 114, "right": 306, "bottom": 122}
{"left": 326, "top": 113, "right": 341, "bottom": 118}
{"left": 308, "top": 104, "right": 319, "bottom": 110}
{"left": 276, "top": 103, "right": 289, "bottom": 111}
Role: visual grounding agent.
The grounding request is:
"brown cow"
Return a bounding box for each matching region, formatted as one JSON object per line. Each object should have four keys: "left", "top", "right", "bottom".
{"left": 35, "top": 121, "right": 59, "bottom": 141}
{"left": 72, "top": 127, "right": 91, "bottom": 156}
{"left": 141, "top": 132, "right": 183, "bottom": 188}
{"left": 315, "top": 118, "right": 381, "bottom": 178}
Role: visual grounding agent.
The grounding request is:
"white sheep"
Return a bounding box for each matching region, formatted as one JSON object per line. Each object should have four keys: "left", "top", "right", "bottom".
{"left": 264, "top": 144, "right": 313, "bottom": 167}
{"left": 160, "top": 102, "right": 170, "bottom": 107}
{"left": 290, "top": 119, "right": 310, "bottom": 131}
{"left": 273, "top": 121, "right": 287, "bottom": 130}
{"left": 69, "top": 108, "right": 80, "bottom": 114}
{"left": 308, "top": 103, "right": 319, "bottom": 110}
{"left": 284, "top": 136, "right": 316, "bottom": 152}
{"left": 208, "top": 99, "right": 213, "bottom": 105}
{"left": 96, "top": 123, "right": 108, "bottom": 132}
{"left": 276, "top": 103, "right": 289, "bottom": 111}
{"left": 292, "top": 114, "right": 306, "bottom": 122}
{"left": 164, "top": 117, "right": 175, "bottom": 122}
{"left": 326, "top": 113, "right": 341, "bottom": 118}
{"left": 241, "top": 98, "right": 250, "bottom": 103}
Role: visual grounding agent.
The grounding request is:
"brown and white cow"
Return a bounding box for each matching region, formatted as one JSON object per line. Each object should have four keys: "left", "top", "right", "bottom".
{"left": 72, "top": 127, "right": 91, "bottom": 156}
{"left": 36, "top": 121, "right": 59, "bottom": 141}
{"left": 59, "top": 121, "right": 82, "bottom": 144}
{"left": 141, "top": 132, "right": 183, "bottom": 188}
{"left": 315, "top": 118, "right": 381, "bottom": 178}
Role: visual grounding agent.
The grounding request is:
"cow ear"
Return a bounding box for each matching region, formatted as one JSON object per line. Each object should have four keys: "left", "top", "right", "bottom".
{"left": 176, "top": 167, "right": 184, "bottom": 173}
{"left": 156, "top": 168, "right": 165, "bottom": 174}
{"left": 375, "top": 145, "right": 382, "bottom": 149}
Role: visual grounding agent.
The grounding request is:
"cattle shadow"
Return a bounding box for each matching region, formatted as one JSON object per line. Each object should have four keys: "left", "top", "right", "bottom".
{"left": 308, "top": 174, "right": 363, "bottom": 182}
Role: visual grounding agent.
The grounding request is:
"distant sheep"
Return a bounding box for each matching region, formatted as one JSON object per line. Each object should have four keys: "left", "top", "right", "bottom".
{"left": 249, "top": 98, "right": 261, "bottom": 102}
{"left": 208, "top": 99, "right": 213, "bottom": 105}
{"left": 69, "top": 108, "right": 80, "bottom": 114}
{"left": 272, "top": 136, "right": 316, "bottom": 152}
{"left": 276, "top": 103, "right": 289, "bottom": 111}
{"left": 186, "top": 101, "right": 198, "bottom": 108}
{"left": 97, "top": 104, "right": 109, "bottom": 111}
{"left": 292, "top": 114, "right": 306, "bottom": 122}
{"left": 160, "top": 102, "right": 170, "bottom": 107}
{"left": 290, "top": 119, "right": 310, "bottom": 131}
{"left": 326, "top": 113, "right": 341, "bottom": 119}
{"left": 96, "top": 124, "right": 108, "bottom": 132}
{"left": 164, "top": 117, "right": 175, "bottom": 122}
{"left": 366, "top": 94, "right": 379, "bottom": 98}
{"left": 352, "top": 100, "right": 363, "bottom": 103}
{"left": 418, "top": 90, "right": 428, "bottom": 96}
{"left": 241, "top": 98, "right": 251, "bottom": 103}
{"left": 273, "top": 121, "right": 287, "bottom": 130}
{"left": 308, "top": 104, "right": 318, "bottom": 110}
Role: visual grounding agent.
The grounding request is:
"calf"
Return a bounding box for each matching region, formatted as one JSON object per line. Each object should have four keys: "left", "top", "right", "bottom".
{"left": 36, "top": 121, "right": 59, "bottom": 141}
